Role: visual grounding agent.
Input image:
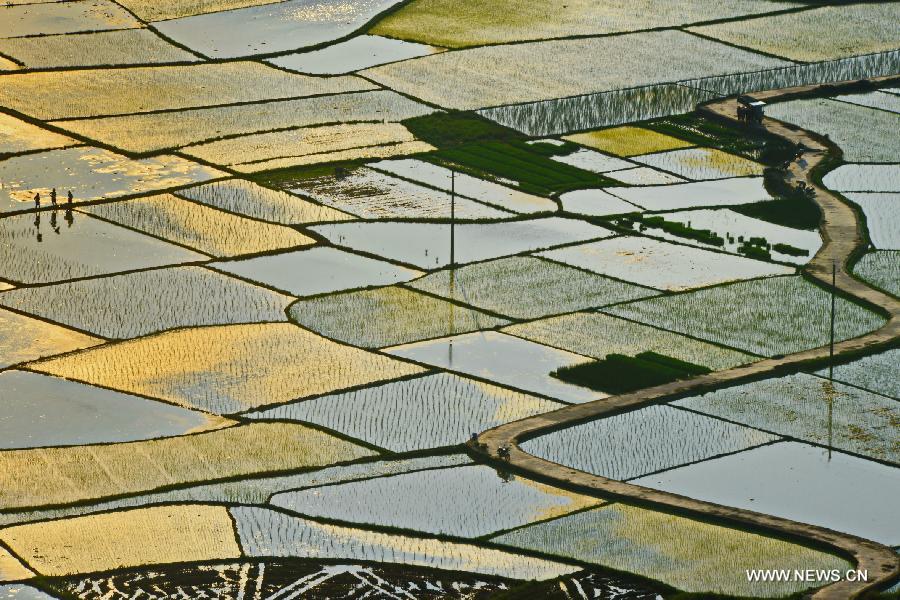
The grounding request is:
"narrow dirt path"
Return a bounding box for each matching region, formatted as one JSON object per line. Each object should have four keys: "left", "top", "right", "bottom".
{"left": 472, "top": 80, "right": 900, "bottom": 599}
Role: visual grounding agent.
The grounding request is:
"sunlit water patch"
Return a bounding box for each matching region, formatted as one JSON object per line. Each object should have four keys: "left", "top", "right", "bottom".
{"left": 633, "top": 441, "right": 900, "bottom": 545}
{"left": 843, "top": 192, "right": 899, "bottom": 249}
{"left": 247, "top": 373, "right": 561, "bottom": 452}
{"left": 522, "top": 404, "right": 778, "bottom": 481}
{"left": 269, "top": 35, "right": 442, "bottom": 74}
{"left": 0, "top": 113, "right": 77, "bottom": 156}
{"left": 271, "top": 465, "right": 601, "bottom": 538}
{"left": 0, "top": 211, "right": 206, "bottom": 285}
{"left": 0, "top": 1, "right": 139, "bottom": 38}
{"left": 0, "top": 307, "right": 101, "bottom": 369}
{"left": 0, "top": 147, "right": 224, "bottom": 214}
{"left": 156, "top": 0, "right": 405, "bottom": 59}
{"left": 606, "top": 275, "right": 886, "bottom": 356}
{"left": 386, "top": 331, "right": 602, "bottom": 403}
{"left": 608, "top": 177, "right": 771, "bottom": 211}
{"left": 632, "top": 148, "right": 763, "bottom": 181}
{"left": 0, "top": 266, "right": 293, "bottom": 339}
{"left": 605, "top": 167, "right": 685, "bottom": 186}
{"left": 311, "top": 218, "right": 613, "bottom": 269}
{"left": 548, "top": 149, "right": 632, "bottom": 174}
{"left": 815, "top": 348, "right": 899, "bottom": 401}
{"left": 210, "top": 247, "right": 423, "bottom": 297}
{"left": 558, "top": 189, "right": 644, "bottom": 217}
{"left": 0, "top": 370, "right": 230, "bottom": 449}
{"left": 852, "top": 250, "right": 899, "bottom": 297}
{"left": 541, "top": 236, "right": 793, "bottom": 292}
{"left": 823, "top": 164, "right": 900, "bottom": 192}
{"left": 835, "top": 90, "right": 900, "bottom": 115}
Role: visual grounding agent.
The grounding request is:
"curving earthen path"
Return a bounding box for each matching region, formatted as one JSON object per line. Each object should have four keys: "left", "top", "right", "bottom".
{"left": 471, "top": 79, "right": 900, "bottom": 599}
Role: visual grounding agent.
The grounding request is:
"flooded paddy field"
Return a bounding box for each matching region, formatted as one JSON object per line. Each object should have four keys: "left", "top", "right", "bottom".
{"left": 0, "top": 2, "right": 897, "bottom": 598}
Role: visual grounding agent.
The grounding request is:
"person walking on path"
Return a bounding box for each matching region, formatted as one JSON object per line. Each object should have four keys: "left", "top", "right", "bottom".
{"left": 50, "top": 188, "right": 57, "bottom": 206}
{"left": 33, "top": 192, "right": 40, "bottom": 209}
{"left": 67, "top": 190, "right": 73, "bottom": 205}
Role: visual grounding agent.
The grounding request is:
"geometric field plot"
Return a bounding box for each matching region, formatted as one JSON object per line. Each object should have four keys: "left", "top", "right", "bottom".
{"left": 311, "top": 218, "right": 613, "bottom": 270}
{"left": 270, "top": 465, "right": 602, "bottom": 538}
{"left": 606, "top": 275, "right": 886, "bottom": 357}
{"left": 0, "top": 307, "right": 101, "bottom": 370}
{"left": 0, "top": 369, "right": 230, "bottom": 450}
{"left": 504, "top": 312, "right": 753, "bottom": 371}
{"left": 0, "top": 212, "right": 206, "bottom": 285}
{"left": 407, "top": 256, "right": 659, "bottom": 319}
{"left": 29, "top": 323, "right": 425, "bottom": 414}
{"left": 521, "top": 404, "right": 778, "bottom": 481}
{"left": 541, "top": 237, "right": 794, "bottom": 292}
{"left": 0, "top": 266, "right": 294, "bottom": 339}
{"left": 843, "top": 192, "right": 899, "bottom": 249}
{"left": 231, "top": 506, "right": 578, "bottom": 582}
{"left": 0, "top": 422, "right": 376, "bottom": 511}
{"left": 0, "top": 147, "right": 224, "bottom": 213}
{"left": 632, "top": 147, "right": 764, "bottom": 181}
{"left": 817, "top": 348, "right": 900, "bottom": 401}
{"left": 0, "top": 1, "right": 139, "bottom": 39}
{"left": 289, "top": 286, "right": 508, "bottom": 349}
{"left": 247, "top": 373, "right": 562, "bottom": 452}
{"left": 609, "top": 177, "right": 771, "bottom": 211}
{"left": 492, "top": 501, "right": 849, "bottom": 597}
{"left": 82, "top": 194, "right": 314, "bottom": 258}
{"left": 0, "top": 113, "right": 77, "bottom": 156}
{"left": 210, "top": 247, "right": 424, "bottom": 298}
{"left": 632, "top": 441, "right": 900, "bottom": 546}
{"left": 385, "top": 331, "right": 605, "bottom": 404}
{"left": 854, "top": 251, "right": 899, "bottom": 297}
{"left": 675, "top": 373, "right": 900, "bottom": 464}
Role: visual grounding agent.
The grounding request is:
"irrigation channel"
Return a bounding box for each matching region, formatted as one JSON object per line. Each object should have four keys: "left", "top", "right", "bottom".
{"left": 470, "top": 78, "right": 900, "bottom": 600}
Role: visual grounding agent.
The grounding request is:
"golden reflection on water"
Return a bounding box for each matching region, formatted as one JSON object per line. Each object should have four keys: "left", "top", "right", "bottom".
{"left": 0, "top": 505, "right": 241, "bottom": 576}
{"left": 0, "top": 545, "right": 34, "bottom": 581}
{"left": 563, "top": 126, "right": 693, "bottom": 157}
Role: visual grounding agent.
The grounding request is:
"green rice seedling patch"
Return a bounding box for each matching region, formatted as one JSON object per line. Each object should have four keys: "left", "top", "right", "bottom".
{"left": 287, "top": 167, "right": 511, "bottom": 219}
{"left": 155, "top": 0, "right": 405, "bottom": 59}
{"left": 551, "top": 352, "right": 710, "bottom": 395}
{"left": 386, "top": 331, "right": 604, "bottom": 403}
{"left": 0, "top": 63, "right": 373, "bottom": 121}
{"left": 503, "top": 312, "right": 752, "bottom": 371}
{"left": 177, "top": 179, "right": 350, "bottom": 225}
{"left": 0, "top": 212, "right": 206, "bottom": 285}
{"left": 0, "top": 266, "right": 293, "bottom": 339}
{"left": 844, "top": 193, "right": 898, "bottom": 249}
{"left": 31, "top": 323, "right": 426, "bottom": 414}
{"left": 247, "top": 373, "right": 561, "bottom": 452}
{"left": 765, "top": 98, "right": 898, "bottom": 163}
{"left": 0, "top": 29, "right": 197, "bottom": 69}
{"left": 0, "top": 370, "right": 229, "bottom": 450}
{"left": 492, "top": 501, "right": 848, "bottom": 597}
{"left": 0, "top": 147, "right": 224, "bottom": 214}
{"left": 270, "top": 465, "right": 601, "bottom": 538}
{"left": 408, "top": 255, "right": 658, "bottom": 319}
{"left": 633, "top": 442, "right": 900, "bottom": 545}
{"left": 428, "top": 140, "right": 618, "bottom": 196}
{"left": 815, "top": 348, "right": 899, "bottom": 401}
{"left": 0, "top": 1, "right": 139, "bottom": 39}
{"left": 0, "top": 307, "right": 101, "bottom": 369}
{"left": 55, "top": 90, "right": 433, "bottom": 154}
{"left": 288, "top": 286, "right": 508, "bottom": 348}
{"left": 563, "top": 126, "right": 694, "bottom": 157}
{"left": 732, "top": 196, "right": 822, "bottom": 231}
{"left": 521, "top": 404, "right": 777, "bottom": 481}
{"left": 211, "top": 247, "right": 423, "bottom": 297}
{"left": 676, "top": 373, "right": 900, "bottom": 464}
{"left": 606, "top": 275, "right": 886, "bottom": 356}
{"left": 853, "top": 250, "right": 899, "bottom": 298}
{"left": 310, "top": 218, "right": 612, "bottom": 269}
{"left": 541, "top": 237, "right": 793, "bottom": 292}
{"left": 231, "top": 506, "right": 578, "bottom": 581}
{"left": 689, "top": 3, "right": 900, "bottom": 62}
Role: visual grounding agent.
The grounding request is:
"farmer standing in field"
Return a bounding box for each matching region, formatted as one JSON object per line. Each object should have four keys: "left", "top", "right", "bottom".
{"left": 67, "top": 190, "right": 73, "bottom": 205}
{"left": 33, "top": 192, "right": 40, "bottom": 208}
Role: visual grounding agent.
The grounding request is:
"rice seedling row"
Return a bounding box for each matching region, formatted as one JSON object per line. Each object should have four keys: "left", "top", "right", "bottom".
{"left": 852, "top": 250, "right": 899, "bottom": 299}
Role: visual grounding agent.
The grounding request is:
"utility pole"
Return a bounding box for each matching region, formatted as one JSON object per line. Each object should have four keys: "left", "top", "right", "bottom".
{"left": 827, "top": 261, "right": 836, "bottom": 461}
{"left": 449, "top": 169, "right": 456, "bottom": 365}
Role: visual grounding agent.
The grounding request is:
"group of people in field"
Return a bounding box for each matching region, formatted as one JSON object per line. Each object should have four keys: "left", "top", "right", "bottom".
{"left": 33, "top": 188, "right": 73, "bottom": 208}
